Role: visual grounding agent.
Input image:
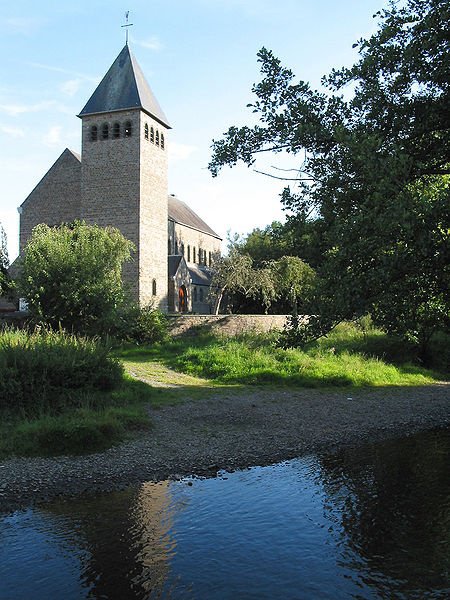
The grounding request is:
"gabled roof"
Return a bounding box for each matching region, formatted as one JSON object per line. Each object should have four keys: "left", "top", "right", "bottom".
{"left": 78, "top": 45, "right": 171, "bottom": 128}
{"left": 189, "top": 265, "right": 213, "bottom": 286}
{"left": 168, "top": 195, "right": 221, "bottom": 239}
{"left": 168, "top": 255, "right": 183, "bottom": 278}
{"left": 19, "top": 148, "right": 81, "bottom": 210}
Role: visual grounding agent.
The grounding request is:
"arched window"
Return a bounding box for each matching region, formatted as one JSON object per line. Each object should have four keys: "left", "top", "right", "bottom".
{"left": 209, "top": 251, "right": 212, "bottom": 266}
{"left": 187, "top": 245, "right": 191, "bottom": 262}
{"left": 199, "top": 288, "right": 204, "bottom": 301}
{"left": 90, "top": 125, "right": 98, "bottom": 141}
{"left": 193, "top": 247, "right": 196, "bottom": 263}
{"left": 161, "top": 133, "right": 165, "bottom": 149}
{"left": 152, "top": 279, "right": 157, "bottom": 296}
{"left": 144, "top": 123, "right": 149, "bottom": 140}
{"left": 155, "top": 130, "right": 160, "bottom": 146}
{"left": 168, "top": 238, "right": 172, "bottom": 254}
{"left": 150, "top": 126, "right": 154, "bottom": 143}
{"left": 181, "top": 242, "right": 185, "bottom": 255}
{"left": 124, "top": 121, "right": 132, "bottom": 137}
{"left": 102, "top": 123, "right": 109, "bottom": 140}
{"left": 112, "top": 122, "right": 120, "bottom": 139}
{"left": 193, "top": 287, "right": 197, "bottom": 302}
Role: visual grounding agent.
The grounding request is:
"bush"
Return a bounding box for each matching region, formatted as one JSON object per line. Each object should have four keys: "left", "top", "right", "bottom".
{"left": 111, "top": 304, "right": 168, "bottom": 344}
{"left": 0, "top": 328, "right": 123, "bottom": 416}
{"left": 19, "top": 221, "right": 134, "bottom": 336}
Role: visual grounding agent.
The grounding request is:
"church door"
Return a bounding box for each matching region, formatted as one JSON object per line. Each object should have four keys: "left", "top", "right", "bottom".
{"left": 178, "top": 285, "right": 187, "bottom": 313}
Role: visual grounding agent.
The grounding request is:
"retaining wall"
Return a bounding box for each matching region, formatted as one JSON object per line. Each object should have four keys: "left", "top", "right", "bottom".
{"left": 167, "top": 314, "right": 290, "bottom": 337}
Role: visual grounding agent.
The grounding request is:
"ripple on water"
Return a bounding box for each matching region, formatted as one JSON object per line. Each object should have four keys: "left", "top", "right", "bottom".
{"left": 1, "top": 427, "right": 449, "bottom": 600}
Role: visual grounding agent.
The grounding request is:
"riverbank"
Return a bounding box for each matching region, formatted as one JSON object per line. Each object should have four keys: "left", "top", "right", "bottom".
{"left": 1, "top": 382, "right": 449, "bottom": 512}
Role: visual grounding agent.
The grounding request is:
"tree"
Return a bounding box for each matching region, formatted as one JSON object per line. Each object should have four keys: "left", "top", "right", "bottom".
{"left": 20, "top": 221, "right": 134, "bottom": 335}
{"left": 234, "top": 218, "right": 326, "bottom": 270}
{"left": 0, "top": 223, "right": 13, "bottom": 298}
{"left": 270, "top": 256, "right": 316, "bottom": 315}
{"left": 209, "top": 0, "right": 450, "bottom": 359}
{"left": 209, "top": 249, "right": 275, "bottom": 314}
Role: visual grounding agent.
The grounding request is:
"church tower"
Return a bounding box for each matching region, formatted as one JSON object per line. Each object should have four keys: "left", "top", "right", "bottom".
{"left": 78, "top": 45, "right": 171, "bottom": 309}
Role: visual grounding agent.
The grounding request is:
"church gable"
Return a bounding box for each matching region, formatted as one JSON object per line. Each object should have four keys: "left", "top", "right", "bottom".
{"left": 19, "top": 148, "right": 81, "bottom": 253}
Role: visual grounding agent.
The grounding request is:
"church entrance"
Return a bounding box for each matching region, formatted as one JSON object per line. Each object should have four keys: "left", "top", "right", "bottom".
{"left": 178, "top": 285, "right": 187, "bottom": 313}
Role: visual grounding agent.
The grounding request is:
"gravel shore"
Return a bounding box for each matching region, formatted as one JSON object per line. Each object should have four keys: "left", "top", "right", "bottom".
{"left": 1, "top": 383, "right": 449, "bottom": 512}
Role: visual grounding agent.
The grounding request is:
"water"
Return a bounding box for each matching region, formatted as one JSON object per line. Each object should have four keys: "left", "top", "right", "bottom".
{"left": 1, "top": 428, "right": 449, "bottom": 599}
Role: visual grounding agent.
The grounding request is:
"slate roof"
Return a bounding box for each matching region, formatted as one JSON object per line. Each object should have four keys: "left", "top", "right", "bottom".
{"left": 78, "top": 45, "right": 171, "bottom": 128}
{"left": 168, "top": 195, "right": 221, "bottom": 239}
{"left": 189, "top": 265, "right": 213, "bottom": 286}
{"left": 168, "top": 255, "right": 183, "bottom": 278}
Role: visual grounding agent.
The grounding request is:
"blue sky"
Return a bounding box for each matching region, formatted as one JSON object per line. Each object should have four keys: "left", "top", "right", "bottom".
{"left": 0, "top": 0, "right": 386, "bottom": 260}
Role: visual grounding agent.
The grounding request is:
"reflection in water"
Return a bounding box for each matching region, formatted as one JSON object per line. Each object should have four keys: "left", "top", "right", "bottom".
{"left": 0, "top": 428, "right": 449, "bottom": 599}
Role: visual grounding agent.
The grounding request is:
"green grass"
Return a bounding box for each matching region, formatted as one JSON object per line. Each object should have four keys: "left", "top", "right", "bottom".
{"left": 0, "top": 375, "right": 154, "bottom": 459}
{"left": 118, "top": 323, "right": 448, "bottom": 388}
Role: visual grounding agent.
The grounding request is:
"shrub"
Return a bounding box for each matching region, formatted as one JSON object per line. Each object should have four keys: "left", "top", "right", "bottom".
{"left": 112, "top": 304, "right": 168, "bottom": 344}
{"left": 19, "top": 221, "right": 134, "bottom": 336}
{"left": 0, "top": 328, "right": 123, "bottom": 416}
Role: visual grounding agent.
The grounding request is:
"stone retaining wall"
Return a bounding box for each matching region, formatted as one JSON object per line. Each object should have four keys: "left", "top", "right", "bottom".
{"left": 167, "top": 314, "right": 289, "bottom": 337}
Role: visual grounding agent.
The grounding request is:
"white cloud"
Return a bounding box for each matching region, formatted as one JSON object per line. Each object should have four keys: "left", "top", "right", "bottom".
{"left": 133, "top": 36, "right": 162, "bottom": 51}
{"left": 0, "top": 101, "right": 54, "bottom": 116}
{"left": 168, "top": 142, "right": 197, "bottom": 163}
{"left": 27, "top": 62, "right": 98, "bottom": 83}
{"left": 60, "top": 79, "right": 81, "bottom": 97}
{"left": 0, "top": 125, "right": 25, "bottom": 138}
{"left": 43, "top": 126, "right": 62, "bottom": 147}
{"left": 3, "top": 17, "right": 45, "bottom": 35}
{"left": 0, "top": 100, "right": 73, "bottom": 117}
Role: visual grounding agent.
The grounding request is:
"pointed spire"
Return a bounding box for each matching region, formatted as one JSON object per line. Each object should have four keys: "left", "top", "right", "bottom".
{"left": 78, "top": 45, "right": 171, "bottom": 129}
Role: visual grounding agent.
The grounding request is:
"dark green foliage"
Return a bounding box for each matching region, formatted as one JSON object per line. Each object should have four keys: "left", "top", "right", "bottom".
{"left": 235, "top": 218, "right": 327, "bottom": 270}
{"left": 209, "top": 0, "right": 450, "bottom": 352}
{"left": 0, "top": 222, "right": 14, "bottom": 298}
{"left": 111, "top": 304, "right": 168, "bottom": 344}
{"left": 0, "top": 328, "right": 123, "bottom": 417}
{"left": 19, "top": 221, "right": 134, "bottom": 336}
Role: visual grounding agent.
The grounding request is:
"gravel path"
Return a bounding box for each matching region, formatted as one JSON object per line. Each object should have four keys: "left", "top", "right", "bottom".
{"left": 1, "top": 383, "right": 449, "bottom": 512}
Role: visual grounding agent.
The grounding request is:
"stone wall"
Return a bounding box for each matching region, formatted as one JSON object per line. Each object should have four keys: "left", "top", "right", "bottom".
{"left": 167, "top": 314, "right": 289, "bottom": 337}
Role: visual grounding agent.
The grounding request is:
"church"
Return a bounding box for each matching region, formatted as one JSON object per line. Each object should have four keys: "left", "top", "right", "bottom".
{"left": 17, "top": 45, "right": 222, "bottom": 314}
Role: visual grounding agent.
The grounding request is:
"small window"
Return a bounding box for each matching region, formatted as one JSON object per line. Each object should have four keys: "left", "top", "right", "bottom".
{"left": 112, "top": 122, "right": 120, "bottom": 139}
{"left": 155, "top": 130, "right": 159, "bottom": 146}
{"left": 181, "top": 242, "right": 185, "bottom": 255}
{"left": 187, "top": 245, "right": 191, "bottom": 262}
{"left": 144, "top": 123, "right": 149, "bottom": 140}
{"left": 90, "top": 125, "right": 98, "bottom": 141}
{"left": 175, "top": 241, "right": 179, "bottom": 255}
{"left": 161, "top": 133, "right": 165, "bottom": 149}
{"left": 168, "top": 238, "right": 172, "bottom": 254}
{"left": 193, "top": 287, "right": 197, "bottom": 302}
{"left": 124, "top": 121, "right": 132, "bottom": 137}
{"left": 193, "top": 247, "right": 196, "bottom": 263}
{"left": 209, "top": 251, "right": 212, "bottom": 267}
{"left": 199, "top": 288, "right": 204, "bottom": 301}
{"left": 150, "top": 126, "right": 154, "bottom": 143}
{"left": 102, "top": 123, "right": 109, "bottom": 140}
{"left": 152, "top": 279, "right": 157, "bottom": 296}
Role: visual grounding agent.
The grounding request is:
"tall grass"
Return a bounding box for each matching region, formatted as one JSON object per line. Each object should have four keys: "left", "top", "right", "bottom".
{"left": 0, "top": 328, "right": 123, "bottom": 417}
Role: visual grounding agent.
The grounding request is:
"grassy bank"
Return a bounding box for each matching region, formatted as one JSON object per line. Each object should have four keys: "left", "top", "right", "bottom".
{"left": 2, "top": 323, "right": 447, "bottom": 459}
{"left": 0, "top": 329, "right": 154, "bottom": 458}
{"left": 119, "top": 323, "right": 448, "bottom": 388}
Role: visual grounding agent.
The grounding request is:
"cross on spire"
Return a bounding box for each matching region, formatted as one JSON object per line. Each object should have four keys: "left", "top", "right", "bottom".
{"left": 121, "top": 11, "right": 133, "bottom": 45}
